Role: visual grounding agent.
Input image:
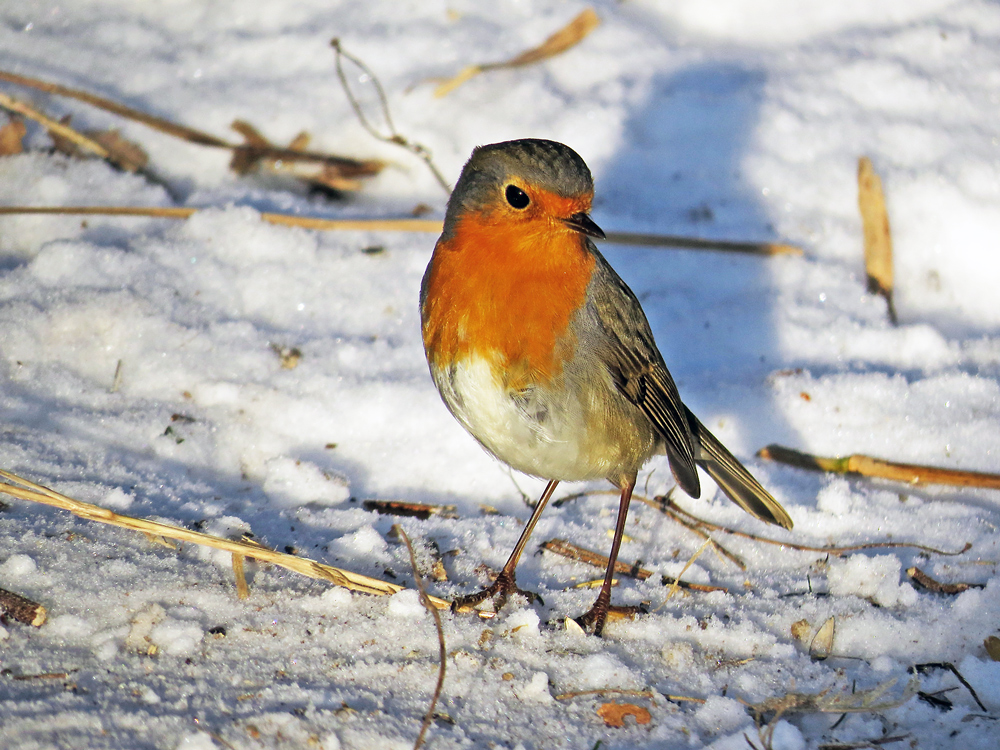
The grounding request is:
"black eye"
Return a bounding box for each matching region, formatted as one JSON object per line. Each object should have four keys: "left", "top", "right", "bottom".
{"left": 505, "top": 184, "right": 530, "bottom": 209}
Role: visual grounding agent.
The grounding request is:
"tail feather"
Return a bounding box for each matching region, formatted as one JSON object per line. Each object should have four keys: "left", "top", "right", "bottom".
{"left": 687, "top": 409, "right": 793, "bottom": 530}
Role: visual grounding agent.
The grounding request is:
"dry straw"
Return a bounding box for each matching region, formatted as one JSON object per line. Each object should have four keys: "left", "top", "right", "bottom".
{"left": 0, "top": 469, "right": 451, "bottom": 609}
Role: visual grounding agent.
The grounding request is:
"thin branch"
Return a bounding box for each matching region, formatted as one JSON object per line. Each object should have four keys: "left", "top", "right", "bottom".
{"left": 395, "top": 526, "right": 447, "bottom": 750}
{"left": 331, "top": 39, "right": 450, "bottom": 191}
{"left": 759, "top": 444, "right": 1000, "bottom": 490}
{"left": 906, "top": 566, "right": 982, "bottom": 595}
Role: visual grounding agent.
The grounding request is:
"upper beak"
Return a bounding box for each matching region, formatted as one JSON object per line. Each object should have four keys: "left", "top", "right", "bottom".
{"left": 562, "top": 211, "right": 606, "bottom": 240}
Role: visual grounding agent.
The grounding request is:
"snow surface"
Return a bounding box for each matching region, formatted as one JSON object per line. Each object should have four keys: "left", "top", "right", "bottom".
{"left": 1, "top": 1, "right": 1000, "bottom": 748}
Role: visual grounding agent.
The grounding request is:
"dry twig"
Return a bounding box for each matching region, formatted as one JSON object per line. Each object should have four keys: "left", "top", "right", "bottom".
{"left": 395, "top": 526, "right": 447, "bottom": 750}
{"left": 332, "top": 39, "right": 449, "bottom": 191}
{"left": 906, "top": 566, "right": 981, "bottom": 595}
{"left": 759, "top": 443, "right": 1000, "bottom": 490}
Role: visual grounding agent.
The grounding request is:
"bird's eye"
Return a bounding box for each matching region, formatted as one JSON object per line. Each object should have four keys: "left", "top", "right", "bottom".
{"left": 505, "top": 184, "right": 530, "bottom": 209}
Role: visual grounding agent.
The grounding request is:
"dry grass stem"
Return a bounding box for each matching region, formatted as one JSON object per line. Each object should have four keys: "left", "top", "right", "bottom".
{"left": 541, "top": 537, "right": 727, "bottom": 593}
{"left": 0, "top": 68, "right": 381, "bottom": 187}
{"left": 604, "top": 231, "right": 802, "bottom": 256}
{"left": 858, "top": 156, "right": 897, "bottom": 323}
{"left": 0, "top": 205, "right": 803, "bottom": 256}
{"left": 0, "top": 91, "right": 111, "bottom": 160}
{"left": 0, "top": 586, "right": 47, "bottom": 626}
{"left": 663, "top": 537, "right": 713, "bottom": 603}
{"left": 433, "top": 8, "right": 601, "bottom": 97}
{"left": 0, "top": 69, "right": 230, "bottom": 146}
{"left": 395, "top": 525, "right": 447, "bottom": 750}
{"left": 232, "top": 553, "right": 250, "bottom": 600}
{"left": 658, "top": 493, "right": 970, "bottom": 558}
{"left": 759, "top": 443, "right": 1000, "bottom": 490}
{"left": 0, "top": 469, "right": 451, "bottom": 609}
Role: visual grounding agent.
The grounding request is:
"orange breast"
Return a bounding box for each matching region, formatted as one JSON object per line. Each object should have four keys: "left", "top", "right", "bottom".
{"left": 422, "top": 209, "right": 596, "bottom": 388}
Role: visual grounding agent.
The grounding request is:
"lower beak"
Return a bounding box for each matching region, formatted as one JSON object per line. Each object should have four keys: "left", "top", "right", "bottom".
{"left": 562, "top": 212, "right": 606, "bottom": 240}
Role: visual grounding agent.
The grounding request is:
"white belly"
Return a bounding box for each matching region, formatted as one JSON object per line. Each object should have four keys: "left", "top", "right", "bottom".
{"left": 432, "top": 356, "right": 603, "bottom": 481}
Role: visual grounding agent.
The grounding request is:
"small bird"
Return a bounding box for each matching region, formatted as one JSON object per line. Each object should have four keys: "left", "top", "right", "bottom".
{"left": 420, "top": 139, "right": 792, "bottom": 636}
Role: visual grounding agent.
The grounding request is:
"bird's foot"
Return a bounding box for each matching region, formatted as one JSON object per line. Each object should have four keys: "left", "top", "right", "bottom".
{"left": 573, "top": 603, "right": 641, "bottom": 637}
{"left": 451, "top": 570, "right": 543, "bottom": 614}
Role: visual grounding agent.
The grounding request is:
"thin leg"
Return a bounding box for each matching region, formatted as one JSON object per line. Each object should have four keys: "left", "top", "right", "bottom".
{"left": 574, "top": 481, "right": 635, "bottom": 636}
{"left": 452, "top": 480, "right": 559, "bottom": 613}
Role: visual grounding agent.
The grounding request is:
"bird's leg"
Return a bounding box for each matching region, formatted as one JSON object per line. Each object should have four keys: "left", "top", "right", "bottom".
{"left": 452, "top": 480, "right": 559, "bottom": 613}
{"left": 574, "top": 481, "right": 638, "bottom": 636}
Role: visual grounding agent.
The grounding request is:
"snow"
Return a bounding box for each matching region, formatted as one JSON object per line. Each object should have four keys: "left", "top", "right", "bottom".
{"left": 1, "top": 1, "right": 1000, "bottom": 748}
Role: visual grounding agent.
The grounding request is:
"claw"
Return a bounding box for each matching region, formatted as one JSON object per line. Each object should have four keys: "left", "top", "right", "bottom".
{"left": 573, "top": 604, "right": 640, "bottom": 637}
{"left": 451, "top": 570, "right": 542, "bottom": 614}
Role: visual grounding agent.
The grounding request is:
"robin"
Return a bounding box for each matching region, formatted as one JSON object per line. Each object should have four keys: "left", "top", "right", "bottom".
{"left": 420, "top": 138, "right": 793, "bottom": 636}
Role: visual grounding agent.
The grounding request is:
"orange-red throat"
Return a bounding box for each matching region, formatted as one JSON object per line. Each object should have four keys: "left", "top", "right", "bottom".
{"left": 422, "top": 189, "right": 597, "bottom": 386}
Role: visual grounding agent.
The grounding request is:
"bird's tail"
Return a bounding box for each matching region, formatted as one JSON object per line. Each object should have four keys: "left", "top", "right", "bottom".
{"left": 687, "top": 408, "right": 793, "bottom": 530}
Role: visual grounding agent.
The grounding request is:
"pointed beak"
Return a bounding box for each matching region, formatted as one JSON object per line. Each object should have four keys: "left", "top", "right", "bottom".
{"left": 562, "top": 211, "right": 606, "bottom": 240}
